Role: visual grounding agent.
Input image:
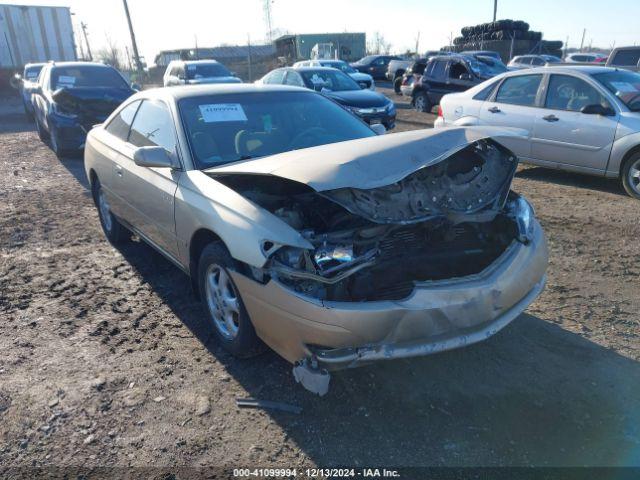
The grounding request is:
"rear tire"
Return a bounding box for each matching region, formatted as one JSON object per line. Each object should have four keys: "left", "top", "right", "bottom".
{"left": 198, "top": 242, "right": 265, "bottom": 358}
{"left": 413, "top": 91, "right": 432, "bottom": 113}
{"left": 394, "top": 76, "right": 403, "bottom": 95}
{"left": 92, "top": 178, "right": 130, "bottom": 244}
{"left": 621, "top": 152, "right": 640, "bottom": 200}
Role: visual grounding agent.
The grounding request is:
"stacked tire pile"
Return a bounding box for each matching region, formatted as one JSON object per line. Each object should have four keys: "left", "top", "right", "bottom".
{"left": 452, "top": 20, "right": 563, "bottom": 60}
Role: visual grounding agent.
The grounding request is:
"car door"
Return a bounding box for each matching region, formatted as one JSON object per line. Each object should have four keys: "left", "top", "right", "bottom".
{"left": 99, "top": 100, "right": 142, "bottom": 219}
{"left": 447, "top": 59, "right": 475, "bottom": 93}
{"left": 530, "top": 73, "right": 619, "bottom": 173}
{"left": 479, "top": 73, "right": 544, "bottom": 158}
{"left": 32, "top": 66, "right": 50, "bottom": 127}
{"left": 114, "top": 99, "right": 182, "bottom": 258}
{"left": 370, "top": 57, "right": 389, "bottom": 78}
{"left": 423, "top": 59, "right": 449, "bottom": 104}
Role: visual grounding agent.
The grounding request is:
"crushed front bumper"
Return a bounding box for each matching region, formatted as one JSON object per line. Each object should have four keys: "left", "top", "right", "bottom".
{"left": 230, "top": 220, "right": 548, "bottom": 369}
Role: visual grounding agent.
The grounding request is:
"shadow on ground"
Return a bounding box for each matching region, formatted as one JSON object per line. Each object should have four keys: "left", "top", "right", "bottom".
{"left": 516, "top": 166, "right": 626, "bottom": 197}
{"left": 115, "top": 238, "right": 640, "bottom": 467}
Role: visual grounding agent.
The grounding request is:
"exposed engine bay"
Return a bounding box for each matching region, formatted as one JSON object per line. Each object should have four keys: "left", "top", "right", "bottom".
{"left": 211, "top": 139, "right": 527, "bottom": 302}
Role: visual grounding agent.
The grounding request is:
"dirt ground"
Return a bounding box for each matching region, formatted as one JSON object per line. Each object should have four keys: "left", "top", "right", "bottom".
{"left": 1, "top": 85, "right": 639, "bottom": 476}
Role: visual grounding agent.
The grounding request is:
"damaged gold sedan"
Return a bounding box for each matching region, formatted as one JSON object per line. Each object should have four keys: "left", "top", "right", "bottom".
{"left": 85, "top": 85, "right": 548, "bottom": 395}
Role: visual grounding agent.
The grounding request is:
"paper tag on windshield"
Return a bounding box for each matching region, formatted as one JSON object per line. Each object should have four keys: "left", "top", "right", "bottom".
{"left": 57, "top": 75, "right": 76, "bottom": 87}
{"left": 199, "top": 104, "right": 248, "bottom": 123}
{"left": 611, "top": 81, "right": 638, "bottom": 93}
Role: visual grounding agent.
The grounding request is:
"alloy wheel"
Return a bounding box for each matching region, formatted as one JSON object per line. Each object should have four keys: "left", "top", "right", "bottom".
{"left": 628, "top": 158, "right": 640, "bottom": 196}
{"left": 204, "top": 264, "right": 240, "bottom": 340}
{"left": 97, "top": 187, "right": 113, "bottom": 233}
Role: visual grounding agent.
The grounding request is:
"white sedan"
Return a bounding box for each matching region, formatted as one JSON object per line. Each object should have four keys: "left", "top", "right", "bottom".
{"left": 435, "top": 66, "right": 640, "bottom": 199}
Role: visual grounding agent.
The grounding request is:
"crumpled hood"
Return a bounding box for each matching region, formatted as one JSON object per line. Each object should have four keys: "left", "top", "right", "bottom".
{"left": 186, "top": 76, "right": 242, "bottom": 85}
{"left": 205, "top": 126, "right": 527, "bottom": 192}
{"left": 52, "top": 87, "right": 134, "bottom": 121}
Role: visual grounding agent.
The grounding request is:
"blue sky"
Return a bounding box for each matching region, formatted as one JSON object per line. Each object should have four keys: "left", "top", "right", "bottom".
{"left": 5, "top": 0, "right": 639, "bottom": 64}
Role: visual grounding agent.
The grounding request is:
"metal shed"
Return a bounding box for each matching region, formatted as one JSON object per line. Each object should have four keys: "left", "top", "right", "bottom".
{"left": 0, "top": 4, "right": 76, "bottom": 68}
{"left": 274, "top": 33, "right": 366, "bottom": 62}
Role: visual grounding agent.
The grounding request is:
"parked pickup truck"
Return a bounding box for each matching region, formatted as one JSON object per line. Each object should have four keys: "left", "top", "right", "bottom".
{"left": 605, "top": 46, "right": 640, "bottom": 72}
{"left": 386, "top": 59, "right": 413, "bottom": 93}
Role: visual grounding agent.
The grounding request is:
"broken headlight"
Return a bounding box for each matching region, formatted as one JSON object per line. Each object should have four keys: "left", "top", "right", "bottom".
{"left": 509, "top": 196, "right": 535, "bottom": 243}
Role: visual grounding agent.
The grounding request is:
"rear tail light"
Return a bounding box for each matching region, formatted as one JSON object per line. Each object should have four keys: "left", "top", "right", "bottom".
{"left": 437, "top": 105, "right": 443, "bottom": 118}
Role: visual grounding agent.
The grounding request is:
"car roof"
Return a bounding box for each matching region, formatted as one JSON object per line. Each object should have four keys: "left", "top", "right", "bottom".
{"left": 49, "top": 61, "right": 114, "bottom": 69}
{"left": 506, "top": 65, "right": 619, "bottom": 75}
{"left": 178, "top": 59, "right": 221, "bottom": 65}
{"left": 140, "top": 84, "right": 310, "bottom": 102}
{"left": 291, "top": 66, "right": 343, "bottom": 71}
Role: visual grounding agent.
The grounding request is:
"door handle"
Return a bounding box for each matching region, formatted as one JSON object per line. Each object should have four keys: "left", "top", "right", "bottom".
{"left": 488, "top": 106, "right": 501, "bottom": 113}
{"left": 115, "top": 165, "right": 123, "bottom": 177}
{"left": 542, "top": 114, "right": 559, "bottom": 122}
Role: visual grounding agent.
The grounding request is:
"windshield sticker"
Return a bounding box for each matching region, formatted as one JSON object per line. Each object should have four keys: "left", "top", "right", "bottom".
{"left": 56, "top": 75, "right": 76, "bottom": 87}
{"left": 610, "top": 82, "right": 638, "bottom": 93}
{"left": 199, "top": 104, "right": 248, "bottom": 123}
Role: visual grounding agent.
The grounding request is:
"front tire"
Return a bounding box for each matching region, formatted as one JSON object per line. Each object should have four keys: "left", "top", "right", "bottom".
{"left": 92, "top": 178, "right": 130, "bottom": 244}
{"left": 413, "top": 91, "right": 432, "bottom": 113}
{"left": 35, "top": 116, "right": 48, "bottom": 143}
{"left": 198, "top": 242, "right": 264, "bottom": 358}
{"left": 621, "top": 153, "right": 640, "bottom": 200}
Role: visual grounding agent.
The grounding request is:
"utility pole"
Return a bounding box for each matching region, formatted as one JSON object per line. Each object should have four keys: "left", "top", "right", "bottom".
{"left": 564, "top": 36, "right": 569, "bottom": 59}
{"left": 263, "top": 0, "right": 273, "bottom": 43}
{"left": 493, "top": 0, "right": 498, "bottom": 22}
{"left": 122, "top": 0, "right": 143, "bottom": 75}
{"left": 414, "top": 31, "right": 420, "bottom": 55}
{"left": 81, "top": 22, "right": 92, "bottom": 60}
{"left": 247, "top": 34, "right": 252, "bottom": 82}
{"left": 579, "top": 28, "right": 586, "bottom": 52}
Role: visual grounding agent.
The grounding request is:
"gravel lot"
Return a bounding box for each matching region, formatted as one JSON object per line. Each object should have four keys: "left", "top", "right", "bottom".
{"left": 1, "top": 85, "right": 639, "bottom": 474}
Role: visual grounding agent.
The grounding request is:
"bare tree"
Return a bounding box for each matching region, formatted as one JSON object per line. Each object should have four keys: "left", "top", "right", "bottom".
{"left": 367, "top": 32, "right": 392, "bottom": 55}
{"left": 96, "top": 34, "right": 123, "bottom": 70}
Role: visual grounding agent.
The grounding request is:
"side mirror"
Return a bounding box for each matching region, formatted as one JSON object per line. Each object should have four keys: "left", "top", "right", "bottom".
{"left": 370, "top": 123, "right": 386, "bottom": 135}
{"left": 459, "top": 73, "right": 472, "bottom": 81}
{"left": 580, "top": 104, "right": 615, "bottom": 116}
{"left": 133, "top": 146, "right": 177, "bottom": 168}
{"left": 10, "top": 74, "right": 22, "bottom": 89}
{"left": 131, "top": 82, "right": 141, "bottom": 91}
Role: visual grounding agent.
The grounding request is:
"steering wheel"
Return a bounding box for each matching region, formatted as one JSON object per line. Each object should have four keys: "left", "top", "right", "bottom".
{"left": 289, "top": 127, "right": 328, "bottom": 150}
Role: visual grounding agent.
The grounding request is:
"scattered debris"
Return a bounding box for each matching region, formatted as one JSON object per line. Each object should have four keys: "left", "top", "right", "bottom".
{"left": 47, "top": 397, "right": 59, "bottom": 408}
{"left": 83, "top": 434, "right": 96, "bottom": 445}
{"left": 195, "top": 396, "right": 211, "bottom": 416}
{"left": 293, "top": 359, "right": 330, "bottom": 396}
{"left": 236, "top": 398, "right": 302, "bottom": 414}
{"left": 153, "top": 396, "right": 166, "bottom": 403}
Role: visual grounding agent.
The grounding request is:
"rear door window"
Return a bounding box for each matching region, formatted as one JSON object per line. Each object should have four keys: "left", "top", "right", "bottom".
{"left": 105, "top": 100, "right": 141, "bottom": 141}
{"left": 430, "top": 60, "right": 447, "bottom": 79}
{"left": 128, "top": 100, "right": 177, "bottom": 154}
{"left": 495, "top": 74, "right": 542, "bottom": 106}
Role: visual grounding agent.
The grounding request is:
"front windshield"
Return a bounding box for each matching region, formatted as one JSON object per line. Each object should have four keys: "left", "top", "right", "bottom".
{"left": 320, "top": 61, "right": 356, "bottom": 74}
{"left": 542, "top": 56, "right": 562, "bottom": 63}
{"left": 24, "top": 65, "right": 43, "bottom": 80}
{"left": 299, "top": 69, "right": 360, "bottom": 92}
{"left": 50, "top": 66, "right": 128, "bottom": 89}
{"left": 186, "top": 63, "right": 231, "bottom": 79}
{"left": 592, "top": 70, "right": 640, "bottom": 111}
{"left": 178, "top": 91, "right": 376, "bottom": 169}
